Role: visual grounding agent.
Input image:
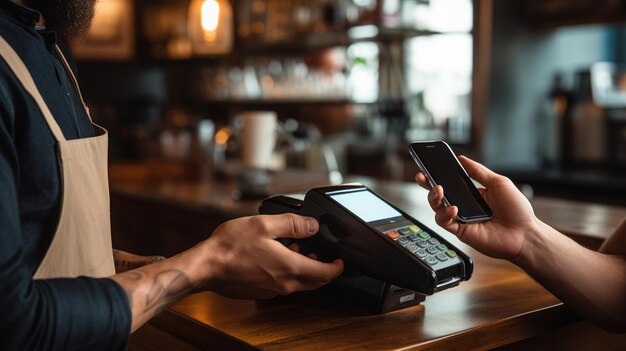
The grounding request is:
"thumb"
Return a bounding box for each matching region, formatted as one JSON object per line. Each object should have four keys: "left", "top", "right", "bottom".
{"left": 458, "top": 155, "right": 500, "bottom": 187}
{"left": 255, "top": 214, "right": 319, "bottom": 240}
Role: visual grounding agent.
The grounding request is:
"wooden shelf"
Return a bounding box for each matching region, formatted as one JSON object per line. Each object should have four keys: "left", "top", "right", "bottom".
{"left": 236, "top": 26, "right": 452, "bottom": 54}
{"left": 197, "top": 98, "right": 371, "bottom": 107}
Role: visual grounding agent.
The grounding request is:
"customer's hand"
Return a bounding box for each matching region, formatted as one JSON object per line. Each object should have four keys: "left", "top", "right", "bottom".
{"left": 415, "top": 156, "right": 539, "bottom": 261}
{"left": 200, "top": 214, "right": 344, "bottom": 299}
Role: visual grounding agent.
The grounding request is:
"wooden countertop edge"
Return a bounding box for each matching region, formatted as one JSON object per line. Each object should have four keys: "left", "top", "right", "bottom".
{"left": 148, "top": 302, "right": 578, "bottom": 351}
{"left": 404, "top": 304, "right": 579, "bottom": 351}
{"left": 149, "top": 309, "right": 258, "bottom": 351}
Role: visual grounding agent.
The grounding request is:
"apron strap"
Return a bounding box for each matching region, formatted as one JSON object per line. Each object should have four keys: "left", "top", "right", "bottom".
{"left": 54, "top": 46, "right": 92, "bottom": 122}
{"left": 0, "top": 35, "right": 67, "bottom": 142}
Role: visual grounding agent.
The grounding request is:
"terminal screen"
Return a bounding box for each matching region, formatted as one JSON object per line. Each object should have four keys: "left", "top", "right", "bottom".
{"left": 330, "top": 190, "right": 402, "bottom": 223}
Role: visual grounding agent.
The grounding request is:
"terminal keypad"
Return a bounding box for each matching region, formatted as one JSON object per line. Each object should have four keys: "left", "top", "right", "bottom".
{"left": 386, "top": 225, "right": 457, "bottom": 267}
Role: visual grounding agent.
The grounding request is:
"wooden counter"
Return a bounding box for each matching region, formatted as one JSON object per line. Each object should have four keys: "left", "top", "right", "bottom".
{"left": 110, "top": 176, "right": 624, "bottom": 255}
{"left": 110, "top": 176, "right": 626, "bottom": 350}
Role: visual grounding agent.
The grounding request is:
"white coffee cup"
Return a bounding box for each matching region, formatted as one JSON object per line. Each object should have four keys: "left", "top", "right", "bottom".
{"left": 241, "top": 111, "right": 278, "bottom": 169}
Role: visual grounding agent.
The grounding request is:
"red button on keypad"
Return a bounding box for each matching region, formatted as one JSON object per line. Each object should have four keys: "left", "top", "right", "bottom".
{"left": 386, "top": 230, "right": 400, "bottom": 240}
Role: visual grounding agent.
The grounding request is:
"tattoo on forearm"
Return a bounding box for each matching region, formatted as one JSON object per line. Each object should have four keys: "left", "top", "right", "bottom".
{"left": 143, "top": 270, "right": 192, "bottom": 314}
{"left": 116, "top": 268, "right": 194, "bottom": 319}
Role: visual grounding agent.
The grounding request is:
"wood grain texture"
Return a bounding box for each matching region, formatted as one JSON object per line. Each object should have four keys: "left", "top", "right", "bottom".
{"left": 114, "top": 176, "right": 626, "bottom": 349}
{"left": 154, "top": 251, "right": 575, "bottom": 350}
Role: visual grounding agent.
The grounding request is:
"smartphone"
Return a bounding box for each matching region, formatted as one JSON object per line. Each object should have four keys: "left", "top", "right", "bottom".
{"left": 409, "top": 141, "right": 492, "bottom": 223}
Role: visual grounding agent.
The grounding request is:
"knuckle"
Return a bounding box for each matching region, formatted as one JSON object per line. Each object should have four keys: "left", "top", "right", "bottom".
{"left": 318, "top": 271, "right": 333, "bottom": 283}
{"left": 285, "top": 262, "right": 300, "bottom": 279}
{"left": 496, "top": 176, "right": 514, "bottom": 187}
{"left": 428, "top": 190, "right": 438, "bottom": 202}
{"left": 251, "top": 216, "right": 271, "bottom": 233}
{"left": 286, "top": 213, "right": 301, "bottom": 235}
{"left": 277, "top": 282, "right": 294, "bottom": 295}
{"left": 435, "top": 211, "right": 450, "bottom": 224}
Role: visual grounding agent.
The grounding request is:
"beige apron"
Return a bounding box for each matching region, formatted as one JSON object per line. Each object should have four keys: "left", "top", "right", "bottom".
{"left": 0, "top": 35, "right": 115, "bottom": 279}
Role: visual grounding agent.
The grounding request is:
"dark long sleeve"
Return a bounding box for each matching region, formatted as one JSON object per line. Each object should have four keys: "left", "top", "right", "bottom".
{"left": 0, "top": 3, "right": 132, "bottom": 349}
{"left": 0, "top": 76, "right": 131, "bottom": 351}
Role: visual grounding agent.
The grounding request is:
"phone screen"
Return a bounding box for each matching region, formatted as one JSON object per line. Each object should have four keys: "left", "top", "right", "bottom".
{"left": 410, "top": 142, "right": 492, "bottom": 221}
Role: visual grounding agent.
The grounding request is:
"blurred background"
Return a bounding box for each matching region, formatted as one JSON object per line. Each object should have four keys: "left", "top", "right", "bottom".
{"left": 72, "top": 0, "right": 626, "bottom": 210}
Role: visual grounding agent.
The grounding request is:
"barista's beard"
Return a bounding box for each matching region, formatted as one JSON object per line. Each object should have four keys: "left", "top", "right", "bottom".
{"left": 23, "top": 0, "right": 97, "bottom": 43}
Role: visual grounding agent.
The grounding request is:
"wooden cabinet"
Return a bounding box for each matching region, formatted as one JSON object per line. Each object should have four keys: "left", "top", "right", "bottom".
{"left": 109, "top": 178, "right": 258, "bottom": 258}
{"left": 111, "top": 191, "right": 223, "bottom": 258}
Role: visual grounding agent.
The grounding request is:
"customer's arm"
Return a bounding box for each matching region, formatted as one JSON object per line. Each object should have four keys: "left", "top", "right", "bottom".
{"left": 109, "top": 214, "right": 344, "bottom": 332}
{"left": 600, "top": 218, "right": 626, "bottom": 256}
{"left": 416, "top": 156, "right": 626, "bottom": 333}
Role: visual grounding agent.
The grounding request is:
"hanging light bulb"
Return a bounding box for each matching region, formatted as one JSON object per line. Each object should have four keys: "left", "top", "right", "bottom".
{"left": 189, "top": 0, "right": 233, "bottom": 55}
{"left": 201, "top": 0, "right": 219, "bottom": 40}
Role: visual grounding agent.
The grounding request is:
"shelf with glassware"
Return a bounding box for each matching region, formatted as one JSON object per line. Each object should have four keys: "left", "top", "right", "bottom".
{"left": 75, "top": 0, "right": 449, "bottom": 99}
{"left": 190, "top": 45, "right": 381, "bottom": 107}
{"left": 110, "top": 0, "right": 449, "bottom": 61}
{"left": 74, "top": 0, "right": 476, "bottom": 150}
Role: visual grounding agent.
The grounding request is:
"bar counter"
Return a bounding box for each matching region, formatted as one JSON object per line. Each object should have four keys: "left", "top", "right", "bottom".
{"left": 109, "top": 172, "right": 626, "bottom": 350}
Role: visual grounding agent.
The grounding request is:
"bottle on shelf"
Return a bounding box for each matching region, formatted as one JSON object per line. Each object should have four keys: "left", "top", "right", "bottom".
{"left": 537, "top": 72, "right": 571, "bottom": 169}
{"left": 567, "top": 70, "right": 607, "bottom": 168}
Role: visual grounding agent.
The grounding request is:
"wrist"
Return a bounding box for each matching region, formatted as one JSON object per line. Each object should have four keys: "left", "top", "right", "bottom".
{"left": 512, "top": 218, "right": 555, "bottom": 269}
{"left": 174, "top": 240, "right": 216, "bottom": 290}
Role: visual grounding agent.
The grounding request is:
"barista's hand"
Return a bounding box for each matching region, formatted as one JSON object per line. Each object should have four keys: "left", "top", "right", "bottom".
{"left": 200, "top": 214, "right": 344, "bottom": 299}
{"left": 415, "top": 156, "right": 539, "bottom": 261}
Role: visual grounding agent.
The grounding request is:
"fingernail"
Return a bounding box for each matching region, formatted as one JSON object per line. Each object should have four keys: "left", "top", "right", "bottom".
{"left": 306, "top": 218, "right": 318, "bottom": 233}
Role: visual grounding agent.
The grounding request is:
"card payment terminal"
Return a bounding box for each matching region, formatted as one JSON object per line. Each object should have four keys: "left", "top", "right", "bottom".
{"left": 259, "top": 184, "right": 473, "bottom": 313}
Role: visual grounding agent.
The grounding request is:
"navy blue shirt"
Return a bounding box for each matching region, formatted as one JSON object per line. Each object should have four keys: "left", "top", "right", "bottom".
{"left": 0, "top": 2, "right": 131, "bottom": 349}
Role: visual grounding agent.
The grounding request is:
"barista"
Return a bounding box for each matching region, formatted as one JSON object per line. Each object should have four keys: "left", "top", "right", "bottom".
{"left": 0, "top": 1, "right": 342, "bottom": 350}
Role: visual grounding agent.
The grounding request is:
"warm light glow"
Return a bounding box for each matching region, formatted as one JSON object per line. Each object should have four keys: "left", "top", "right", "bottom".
{"left": 188, "top": 0, "right": 233, "bottom": 55}
{"left": 201, "top": 0, "right": 220, "bottom": 33}
{"left": 88, "top": 0, "right": 125, "bottom": 41}
{"left": 215, "top": 127, "right": 231, "bottom": 146}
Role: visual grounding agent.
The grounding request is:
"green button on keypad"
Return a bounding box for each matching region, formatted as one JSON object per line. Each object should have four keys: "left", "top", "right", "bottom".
{"left": 417, "top": 231, "right": 430, "bottom": 239}
{"left": 446, "top": 250, "right": 457, "bottom": 258}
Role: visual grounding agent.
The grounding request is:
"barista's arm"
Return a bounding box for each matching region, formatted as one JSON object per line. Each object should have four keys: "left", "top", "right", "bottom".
{"left": 109, "top": 214, "right": 344, "bottom": 332}
{"left": 0, "top": 100, "right": 130, "bottom": 350}
{"left": 416, "top": 157, "right": 626, "bottom": 333}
